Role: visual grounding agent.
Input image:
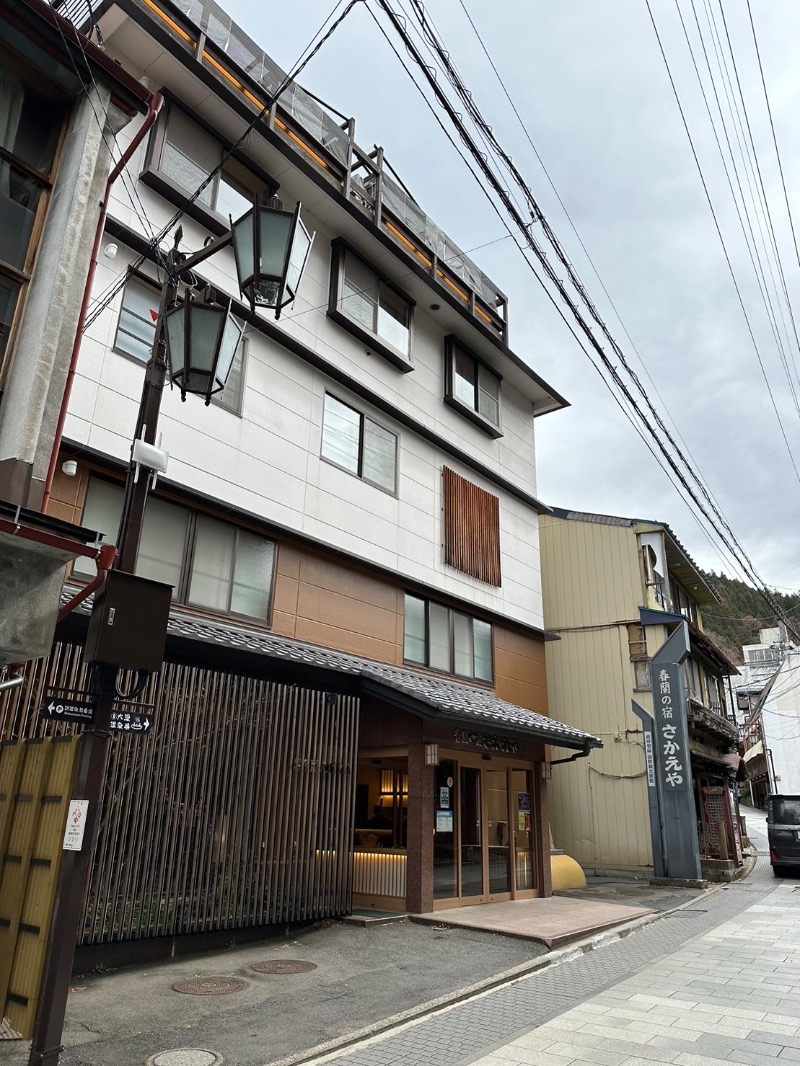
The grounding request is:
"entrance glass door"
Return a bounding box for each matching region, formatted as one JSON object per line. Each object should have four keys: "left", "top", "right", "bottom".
{"left": 511, "top": 770, "right": 534, "bottom": 891}
{"left": 486, "top": 769, "right": 511, "bottom": 894}
{"left": 433, "top": 758, "right": 537, "bottom": 906}
{"left": 460, "top": 766, "right": 484, "bottom": 898}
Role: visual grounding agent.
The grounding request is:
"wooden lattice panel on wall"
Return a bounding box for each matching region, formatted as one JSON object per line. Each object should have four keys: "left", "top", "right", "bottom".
{"left": 442, "top": 467, "right": 501, "bottom": 586}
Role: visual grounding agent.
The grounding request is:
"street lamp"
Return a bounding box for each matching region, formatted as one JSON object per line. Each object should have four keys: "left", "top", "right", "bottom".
{"left": 29, "top": 195, "right": 314, "bottom": 1066}
{"left": 165, "top": 287, "right": 244, "bottom": 404}
{"left": 231, "top": 196, "right": 314, "bottom": 317}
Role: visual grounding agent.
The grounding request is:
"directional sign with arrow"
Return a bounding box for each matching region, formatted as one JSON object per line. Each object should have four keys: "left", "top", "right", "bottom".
{"left": 110, "top": 711, "right": 152, "bottom": 735}
{"left": 40, "top": 699, "right": 96, "bottom": 725}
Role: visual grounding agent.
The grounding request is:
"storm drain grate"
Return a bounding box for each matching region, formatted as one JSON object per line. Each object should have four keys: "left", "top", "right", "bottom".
{"left": 172, "top": 977, "right": 247, "bottom": 995}
{"left": 251, "top": 960, "right": 318, "bottom": 975}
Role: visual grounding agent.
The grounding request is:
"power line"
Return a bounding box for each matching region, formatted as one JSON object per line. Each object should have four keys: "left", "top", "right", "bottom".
{"left": 644, "top": 0, "right": 800, "bottom": 491}
{"left": 701, "top": 0, "right": 800, "bottom": 401}
{"left": 368, "top": 0, "right": 800, "bottom": 642}
{"left": 450, "top": 0, "right": 756, "bottom": 588}
{"left": 83, "top": 0, "right": 363, "bottom": 331}
{"left": 745, "top": 0, "right": 800, "bottom": 301}
{"left": 675, "top": 0, "right": 800, "bottom": 421}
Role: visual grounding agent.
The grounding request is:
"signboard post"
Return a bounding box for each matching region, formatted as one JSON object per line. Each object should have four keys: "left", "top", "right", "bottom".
{"left": 632, "top": 700, "right": 666, "bottom": 878}
{"left": 635, "top": 621, "right": 701, "bottom": 881}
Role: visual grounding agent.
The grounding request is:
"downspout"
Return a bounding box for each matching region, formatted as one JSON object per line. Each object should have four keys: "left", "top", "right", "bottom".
{"left": 57, "top": 542, "right": 117, "bottom": 621}
{"left": 42, "top": 92, "right": 165, "bottom": 513}
{"left": 0, "top": 664, "right": 25, "bottom": 694}
{"left": 549, "top": 744, "right": 593, "bottom": 766}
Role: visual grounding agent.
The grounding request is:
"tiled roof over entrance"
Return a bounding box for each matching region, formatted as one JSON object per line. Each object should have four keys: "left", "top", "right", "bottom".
{"left": 165, "top": 612, "right": 601, "bottom": 751}
{"left": 59, "top": 584, "right": 599, "bottom": 750}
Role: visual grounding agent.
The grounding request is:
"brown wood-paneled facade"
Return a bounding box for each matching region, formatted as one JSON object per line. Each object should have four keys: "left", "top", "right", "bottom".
{"left": 50, "top": 458, "right": 549, "bottom": 715}
{"left": 4, "top": 455, "right": 556, "bottom": 957}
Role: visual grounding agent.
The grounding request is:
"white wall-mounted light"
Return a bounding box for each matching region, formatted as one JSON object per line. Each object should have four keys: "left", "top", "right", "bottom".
{"left": 104, "top": 243, "right": 118, "bottom": 259}
{"left": 61, "top": 460, "right": 78, "bottom": 477}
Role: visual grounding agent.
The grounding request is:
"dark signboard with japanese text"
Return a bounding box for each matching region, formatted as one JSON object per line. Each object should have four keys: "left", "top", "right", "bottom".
{"left": 637, "top": 619, "right": 701, "bottom": 881}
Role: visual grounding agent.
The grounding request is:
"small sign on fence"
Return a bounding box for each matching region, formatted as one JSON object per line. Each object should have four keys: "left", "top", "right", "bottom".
{"left": 63, "top": 800, "right": 89, "bottom": 851}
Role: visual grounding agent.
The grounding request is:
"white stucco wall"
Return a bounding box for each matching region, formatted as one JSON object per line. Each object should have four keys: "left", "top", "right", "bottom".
{"left": 762, "top": 650, "right": 800, "bottom": 794}
{"left": 64, "top": 50, "right": 550, "bottom": 630}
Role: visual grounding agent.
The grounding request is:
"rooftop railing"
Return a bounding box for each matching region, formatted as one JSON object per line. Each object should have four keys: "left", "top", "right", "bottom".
{"left": 52, "top": 0, "right": 509, "bottom": 340}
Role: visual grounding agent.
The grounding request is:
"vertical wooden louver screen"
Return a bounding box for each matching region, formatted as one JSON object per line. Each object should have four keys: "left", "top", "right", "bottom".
{"left": 442, "top": 466, "right": 501, "bottom": 586}
{"left": 0, "top": 644, "right": 360, "bottom": 944}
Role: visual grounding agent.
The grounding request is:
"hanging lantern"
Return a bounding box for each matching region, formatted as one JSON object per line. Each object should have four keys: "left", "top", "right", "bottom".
{"left": 164, "top": 287, "right": 243, "bottom": 404}
{"left": 231, "top": 195, "right": 313, "bottom": 318}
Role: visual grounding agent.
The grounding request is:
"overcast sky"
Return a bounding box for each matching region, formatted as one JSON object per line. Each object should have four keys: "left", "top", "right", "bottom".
{"left": 222, "top": 0, "right": 800, "bottom": 592}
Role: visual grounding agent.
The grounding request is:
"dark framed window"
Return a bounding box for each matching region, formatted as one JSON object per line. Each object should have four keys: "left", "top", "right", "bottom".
{"left": 142, "top": 99, "right": 271, "bottom": 235}
{"left": 328, "top": 239, "right": 414, "bottom": 371}
{"left": 669, "top": 578, "right": 698, "bottom": 625}
{"left": 0, "top": 52, "right": 66, "bottom": 375}
{"left": 403, "top": 593, "right": 493, "bottom": 683}
{"left": 321, "top": 393, "right": 397, "bottom": 494}
{"left": 444, "top": 335, "right": 502, "bottom": 438}
{"left": 114, "top": 272, "right": 246, "bottom": 414}
{"left": 74, "top": 478, "right": 276, "bottom": 622}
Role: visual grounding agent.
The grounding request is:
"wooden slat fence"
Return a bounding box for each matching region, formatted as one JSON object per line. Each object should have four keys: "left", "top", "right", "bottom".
{"left": 0, "top": 735, "right": 81, "bottom": 1038}
{"left": 0, "top": 642, "right": 359, "bottom": 946}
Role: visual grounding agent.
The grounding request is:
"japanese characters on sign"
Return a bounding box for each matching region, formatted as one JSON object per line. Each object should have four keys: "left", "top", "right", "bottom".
{"left": 63, "top": 799, "right": 89, "bottom": 851}
{"left": 110, "top": 711, "right": 152, "bottom": 734}
{"left": 643, "top": 731, "right": 656, "bottom": 788}
{"left": 653, "top": 661, "right": 690, "bottom": 793}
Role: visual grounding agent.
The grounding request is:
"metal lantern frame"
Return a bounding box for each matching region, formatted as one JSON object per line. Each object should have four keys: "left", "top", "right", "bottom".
{"left": 164, "top": 286, "right": 244, "bottom": 405}
{"left": 231, "top": 196, "right": 314, "bottom": 319}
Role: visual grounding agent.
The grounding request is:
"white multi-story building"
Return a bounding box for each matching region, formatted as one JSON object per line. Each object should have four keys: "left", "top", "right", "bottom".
{"left": 0, "top": 0, "right": 598, "bottom": 955}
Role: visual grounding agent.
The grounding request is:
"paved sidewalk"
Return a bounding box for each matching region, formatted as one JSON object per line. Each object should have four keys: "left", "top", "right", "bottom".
{"left": 0, "top": 864, "right": 702, "bottom": 1065}
{"left": 471, "top": 875, "right": 800, "bottom": 1066}
{"left": 313, "top": 816, "right": 785, "bottom": 1066}
{"left": 413, "top": 895, "right": 656, "bottom": 949}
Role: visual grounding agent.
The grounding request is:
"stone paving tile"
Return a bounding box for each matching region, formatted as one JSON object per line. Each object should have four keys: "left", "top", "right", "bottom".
{"left": 329, "top": 851, "right": 792, "bottom": 1066}
{"left": 601, "top": 1043, "right": 682, "bottom": 1062}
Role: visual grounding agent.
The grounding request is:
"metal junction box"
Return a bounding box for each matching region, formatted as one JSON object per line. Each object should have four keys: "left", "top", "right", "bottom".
{"left": 84, "top": 570, "right": 172, "bottom": 673}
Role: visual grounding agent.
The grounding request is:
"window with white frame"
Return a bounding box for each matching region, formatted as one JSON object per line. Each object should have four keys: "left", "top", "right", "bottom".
{"left": 444, "top": 335, "right": 501, "bottom": 437}
{"left": 320, "top": 393, "right": 397, "bottom": 493}
{"left": 328, "top": 240, "right": 414, "bottom": 370}
{"left": 75, "top": 478, "right": 275, "bottom": 621}
{"left": 403, "top": 593, "right": 493, "bottom": 682}
{"left": 114, "top": 273, "right": 246, "bottom": 414}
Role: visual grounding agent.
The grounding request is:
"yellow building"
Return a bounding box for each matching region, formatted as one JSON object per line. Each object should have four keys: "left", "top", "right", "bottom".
{"left": 540, "top": 509, "right": 740, "bottom": 878}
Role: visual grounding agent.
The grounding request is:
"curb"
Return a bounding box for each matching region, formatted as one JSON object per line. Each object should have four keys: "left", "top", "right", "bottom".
{"left": 264, "top": 879, "right": 727, "bottom": 1066}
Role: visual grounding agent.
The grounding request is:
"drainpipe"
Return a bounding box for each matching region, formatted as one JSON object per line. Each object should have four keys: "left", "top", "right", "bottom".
{"left": 549, "top": 744, "right": 593, "bottom": 767}
{"left": 0, "top": 664, "right": 24, "bottom": 694}
{"left": 57, "top": 542, "right": 117, "bottom": 622}
{"left": 42, "top": 92, "right": 164, "bottom": 513}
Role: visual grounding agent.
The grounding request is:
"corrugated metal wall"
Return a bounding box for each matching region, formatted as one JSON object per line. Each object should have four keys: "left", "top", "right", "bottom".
{"left": 0, "top": 642, "right": 359, "bottom": 943}
{"left": 540, "top": 517, "right": 655, "bottom": 874}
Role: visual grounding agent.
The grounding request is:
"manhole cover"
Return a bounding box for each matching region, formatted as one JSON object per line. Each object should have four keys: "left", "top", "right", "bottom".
{"left": 172, "top": 977, "right": 247, "bottom": 995}
{"left": 250, "top": 960, "right": 317, "bottom": 975}
{"left": 146, "top": 1052, "right": 223, "bottom": 1066}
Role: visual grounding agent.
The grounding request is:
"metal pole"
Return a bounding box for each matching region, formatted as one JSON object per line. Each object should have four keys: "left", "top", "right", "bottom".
{"left": 27, "top": 254, "right": 179, "bottom": 1066}
{"left": 28, "top": 226, "right": 233, "bottom": 1065}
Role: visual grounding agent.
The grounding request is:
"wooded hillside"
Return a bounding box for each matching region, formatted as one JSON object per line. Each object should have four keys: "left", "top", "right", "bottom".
{"left": 700, "top": 571, "right": 800, "bottom": 665}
